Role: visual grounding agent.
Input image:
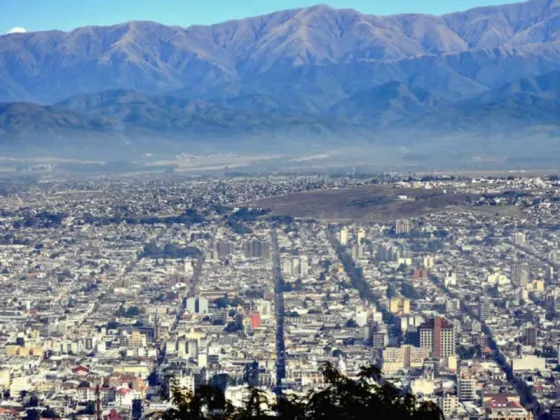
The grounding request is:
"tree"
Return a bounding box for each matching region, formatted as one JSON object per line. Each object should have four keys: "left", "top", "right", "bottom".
{"left": 214, "top": 297, "right": 230, "bottom": 309}
{"left": 163, "top": 379, "right": 235, "bottom": 420}
{"left": 26, "top": 393, "right": 39, "bottom": 408}
{"left": 85, "top": 401, "right": 95, "bottom": 415}
{"left": 126, "top": 306, "right": 141, "bottom": 317}
{"left": 225, "top": 322, "right": 242, "bottom": 333}
{"left": 161, "top": 363, "right": 443, "bottom": 419}
{"left": 41, "top": 407, "right": 59, "bottom": 418}
{"left": 26, "top": 409, "right": 40, "bottom": 420}
{"left": 344, "top": 319, "right": 358, "bottom": 328}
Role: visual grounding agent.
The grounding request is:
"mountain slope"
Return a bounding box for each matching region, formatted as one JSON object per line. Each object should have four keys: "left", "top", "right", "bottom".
{"left": 0, "top": 90, "right": 378, "bottom": 158}
{"left": 1, "top": 0, "right": 560, "bottom": 105}
{"left": 1, "top": 69, "right": 559, "bottom": 159}
{"left": 398, "top": 70, "right": 560, "bottom": 133}
{"left": 328, "top": 81, "right": 445, "bottom": 125}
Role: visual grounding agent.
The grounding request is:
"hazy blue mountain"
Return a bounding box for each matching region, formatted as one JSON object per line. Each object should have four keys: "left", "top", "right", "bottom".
{"left": 1, "top": 69, "right": 559, "bottom": 158}
{"left": 1, "top": 0, "right": 560, "bottom": 105}
{"left": 396, "top": 71, "right": 560, "bottom": 134}
{"left": 328, "top": 81, "right": 445, "bottom": 125}
{"left": 0, "top": 90, "right": 375, "bottom": 158}
{"left": 1, "top": 0, "right": 560, "bottom": 162}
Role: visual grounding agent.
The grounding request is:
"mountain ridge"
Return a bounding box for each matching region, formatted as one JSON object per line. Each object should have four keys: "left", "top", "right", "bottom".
{"left": 2, "top": 0, "right": 560, "bottom": 164}
{"left": 2, "top": 0, "right": 560, "bottom": 105}
{"left": 1, "top": 71, "right": 559, "bottom": 157}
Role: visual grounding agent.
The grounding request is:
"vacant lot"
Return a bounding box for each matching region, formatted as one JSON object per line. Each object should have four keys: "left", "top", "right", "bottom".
{"left": 248, "top": 185, "right": 516, "bottom": 222}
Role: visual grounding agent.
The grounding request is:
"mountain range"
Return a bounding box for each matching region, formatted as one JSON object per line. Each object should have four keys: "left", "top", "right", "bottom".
{"left": 1, "top": 0, "right": 560, "bottom": 163}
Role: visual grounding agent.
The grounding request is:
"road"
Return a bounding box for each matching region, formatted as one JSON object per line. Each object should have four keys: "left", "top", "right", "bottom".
{"left": 271, "top": 227, "right": 286, "bottom": 397}
{"left": 427, "top": 273, "right": 543, "bottom": 419}
{"left": 506, "top": 239, "right": 560, "bottom": 271}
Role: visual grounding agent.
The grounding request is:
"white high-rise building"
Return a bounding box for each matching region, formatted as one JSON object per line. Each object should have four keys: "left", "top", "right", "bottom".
{"left": 186, "top": 296, "right": 209, "bottom": 314}
{"left": 511, "top": 263, "right": 530, "bottom": 287}
{"left": 418, "top": 317, "right": 456, "bottom": 358}
{"left": 357, "top": 228, "right": 366, "bottom": 244}
{"left": 423, "top": 255, "right": 435, "bottom": 269}
{"left": 395, "top": 219, "right": 411, "bottom": 235}
{"left": 444, "top": 271, "right": 457, "bottom": 286}
{"left": 512, "top": 232, "right": 527, "bottom": 246}
{"left": 299, "top": 256, "right": 309, "bottom": 276}
{"left": 457, "top": 378, "right": 477, "bottom": 402}
{"left": 438, "top": 395, "right": 458, "bottom": 418}
{"left": 339, "top": 228, "right": 349, "bottom": 245}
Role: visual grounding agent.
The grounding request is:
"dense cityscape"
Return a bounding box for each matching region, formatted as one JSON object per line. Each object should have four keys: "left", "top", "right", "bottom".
{"left": 0, "top": 174, "right": 559, "bottom": 419}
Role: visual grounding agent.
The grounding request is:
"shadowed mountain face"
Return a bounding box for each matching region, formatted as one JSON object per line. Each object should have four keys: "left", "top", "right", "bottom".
{"left": 1, "top": 72, "right": 559, "bottom": 153}
{"left": 1, "top": 0, "right": 560, "bottom": 164}
{"left": 1, "top": 0, "right": 560, "bottom": 105}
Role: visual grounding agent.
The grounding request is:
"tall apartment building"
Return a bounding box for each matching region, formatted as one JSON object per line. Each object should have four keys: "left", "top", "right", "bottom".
{"left": 186, "top": 296, "right": 209, "bottom": 314}
{"left": 511, "top": 263, "right": 530, "bottom": 287}
{"left": 395, "top": 219, "right": 411, "bottom": 235}
{"left": 389, "top": 297, "right": 411, "bottom": 315}
{"left": 478, "top": 299, "right": 492, "bottom": 321}
{"left": 212, "top": 240, "right": 234, "bottom": 259}
{"left": 438, "top": 395, "right": 458, "bottom": 418}
{"left": 423, "top": 255, "right": 435, "bottom": 269}
{"left": 243, "top": 239, "right": 270, "bottom": 260}
{"left": 339, "top": 227, "right": 349, "bottom": 246}
{"left": 382, "top": 345, "right": 431, "bottom": 374}
{"left": 524, "top": 325, "right": 537, "bottom": 347}
{"left": 512, "top": 232, "right": 526, "bottom": 246}
{"left": 457, "top": 378, "right": 477, "bottom": 402}
{"left": 418, "top": 317, "right": 456, "bottom": 358}
{"left": 357, "top": 228, "right": 366, "bottom": 244}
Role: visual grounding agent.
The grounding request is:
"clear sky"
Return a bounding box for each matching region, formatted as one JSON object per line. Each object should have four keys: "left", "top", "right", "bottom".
{"left": 2, "top": 0, "right": 522, "bottom": 34}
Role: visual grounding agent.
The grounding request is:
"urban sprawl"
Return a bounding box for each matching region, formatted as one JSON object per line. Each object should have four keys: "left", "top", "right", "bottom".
{"left": 1, "top": 174, "right": 560, "bottom": 419}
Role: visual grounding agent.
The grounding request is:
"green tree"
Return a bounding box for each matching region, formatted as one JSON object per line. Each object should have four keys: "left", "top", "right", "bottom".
{"left": 162, "top": 363, "right": 443, "bottom": 419}
{"left": 163, "top": 379, "right": 235, "bottom": 420}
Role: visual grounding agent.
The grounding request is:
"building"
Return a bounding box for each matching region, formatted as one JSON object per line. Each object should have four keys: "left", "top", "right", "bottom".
{"left": 473, "top": 333, "right": 488, "bottom": 349}
{"left": 255, "top": 300, "right": 272, "bottom": 319}
{"left": 550, "top": 401, "right": 560, "bottom": 420}
{"left": 511, "top": 263, "right": 530, "bottom": 288}
{"left": 243, "top": 240, "right": 270, "bottom": 259}
{"left": 128, "top": 331, "right": 147, "bottom": 348}
{"left": 444, "top": 271, "right": 457, "bottom": 287}
{"left": 382, "top": 345, "right": 431, "bottom": 374}
{"left": 413, "top": 268, "right": 428, "bottom": 281}
{"left": 208, "top": 240, "right": 235, "bottom": 260}
{"left": 478, "top": 299, "right": 492, "bottom": 321}
{"left": 395, "top": 219, "right": 411, "bottom": 235}
{"left": 511, "top": 354, "right": 546, "bottom": 371}
{"left": 423, "top": 255, "right": 435, "bottom": 269}
{"left": 512, "top": 232, "right": 526, "bottom": 246}
{"left": 372, "top": 331, "right": 388, "bottom": 349}
{"left": 339, "top": 227, "right": 349, "bottom": 246}
{"left": 283, "top": 256, "right": 309, "bottom": 276}
{"left": 418, "top": 317, "right": 456, "bottom": 358}
{"left": 357, "top": 228, "right": 366, "bottom": 244}
{"left": 546, "top": 266, "right": 555, "bottom": 284}
{"left": 389, "top": 297, "right": 411, "bottom": 315}
{"left": 186, "top": 296, "right": 209, "bottom": 314}
{"left": 483, "top": 394, "right": 532, "bottom": 420}
{"left": 171, "top": 375, "right": 196, "bottom": 398}
{"left": 250, "top": 312, "right": 261, "bottom": 329}
{"left": 438, "top": 395, "right": 458, "bottom": 418}
{"left": 350, "top": 245, "right": 365, "bottom": 260}
{"left": 376, "top": 244, "right": 400, "bottom": 262}
{"left": 524, "top": 325, "right": 537, "bottom": 347}
{"left": 457, "top": 377, "right": 477, "bottom": 402}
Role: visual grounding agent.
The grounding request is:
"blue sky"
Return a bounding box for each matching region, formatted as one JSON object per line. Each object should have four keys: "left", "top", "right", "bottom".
{"left": 2, "top": 0, "right": 521, "bottom": 34}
